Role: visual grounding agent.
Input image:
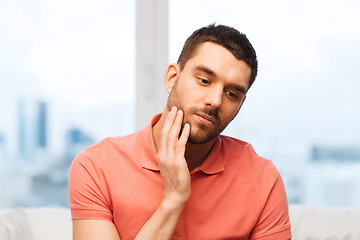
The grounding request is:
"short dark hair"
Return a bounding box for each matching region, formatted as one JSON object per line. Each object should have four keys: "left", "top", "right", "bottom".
{"left": 177, "top": 23, "right": 258, "bottom": 90}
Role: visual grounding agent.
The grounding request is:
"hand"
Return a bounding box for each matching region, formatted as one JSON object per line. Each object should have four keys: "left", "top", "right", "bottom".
{"left": 157, "top": 106, "right": 191, "bottom": 208}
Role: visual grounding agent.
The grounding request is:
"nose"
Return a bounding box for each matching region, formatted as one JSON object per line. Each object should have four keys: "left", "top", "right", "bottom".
{"left": 204, "top": 86, "right": 223, "bottom": 109}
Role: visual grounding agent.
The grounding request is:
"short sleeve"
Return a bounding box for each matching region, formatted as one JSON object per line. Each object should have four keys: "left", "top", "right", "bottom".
{"left": 68, "top": 148, "right": 113, "bottom": 222}
{"left": 250, "top": 161, "right": 292, "bottom": 240}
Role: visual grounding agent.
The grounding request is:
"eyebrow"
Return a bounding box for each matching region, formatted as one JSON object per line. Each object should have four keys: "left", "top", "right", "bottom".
{"left": 195, "top": 65, "right": 217, "bottom": 77}
{"left": 195, "top": 65, "right": 247, "bottom": 94}
{"left": 228, "top": 83, "right": 247, "bottom": 94}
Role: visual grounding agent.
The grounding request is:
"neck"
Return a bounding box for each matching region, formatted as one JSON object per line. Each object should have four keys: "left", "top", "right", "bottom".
{"left": 184, "top": 140, "right": 215, "bottom": 172}
{"left": 152, "top": 110, "right": 216, "bottom": 172}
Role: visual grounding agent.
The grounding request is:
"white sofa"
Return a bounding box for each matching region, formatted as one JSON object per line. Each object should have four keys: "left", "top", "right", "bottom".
{"left": 1, "top": 205, "right": 360, "bottom": 240}
{"left": 0, "top": 207, "right": 71, "bottom": 240}
{"left": 289, "top": 205, "right": 360, "bottom": 239}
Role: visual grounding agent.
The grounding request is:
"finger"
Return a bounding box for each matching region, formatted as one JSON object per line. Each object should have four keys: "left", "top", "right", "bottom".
{"left": 175, "top": 123, "right": 190, "bottom": 157}
{"left": 159, "top": 106, "right": 178, "bottom": 150}
{"left": 167, "top": 110, "right": 184, "bottom": 152}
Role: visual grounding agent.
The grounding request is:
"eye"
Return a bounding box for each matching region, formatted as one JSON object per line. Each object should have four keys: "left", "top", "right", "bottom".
{"left": 199, "top": 78, "right": 210, "bottom": 85}
{"left": 225, "top": 91, "right": 239, "bottom": 100}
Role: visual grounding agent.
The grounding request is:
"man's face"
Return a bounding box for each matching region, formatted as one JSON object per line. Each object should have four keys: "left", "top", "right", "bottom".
{"left": 167, "top": 42, "right": 252, "bottom": 144}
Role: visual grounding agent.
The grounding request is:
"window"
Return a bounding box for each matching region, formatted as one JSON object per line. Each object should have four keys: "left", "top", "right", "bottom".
{"left": 0, "top": 0, "right": 135, "bottom": 207}
{"left": 2, "top": 0, "right": 360, "bottom": 209}
{"left": 169, "top": 0, "right": 360, "bottom": 207}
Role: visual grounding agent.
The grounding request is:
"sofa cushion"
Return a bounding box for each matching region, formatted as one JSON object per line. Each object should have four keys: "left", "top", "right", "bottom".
{"left": 23, "top": 207, "right": 72, "bottom": 240}
{"left": 0, "top": 208, "right": 34, "bottom": 240}
{"left": 290, "top": 204, "right": 360, "bottom": 239}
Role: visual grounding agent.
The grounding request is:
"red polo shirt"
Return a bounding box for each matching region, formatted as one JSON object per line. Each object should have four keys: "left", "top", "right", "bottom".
{"left": 69, "top": 114, "right": 291, "bottom": 239}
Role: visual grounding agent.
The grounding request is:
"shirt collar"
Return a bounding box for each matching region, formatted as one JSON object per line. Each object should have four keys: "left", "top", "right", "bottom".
{"left": 140, "top": 114, "right": 161, "bottom": 171}
{"left": 140, "top": 114, "right": 225, "bottom": 175}
{"left": 196, "top": 136, "right": 224, "bottom": 175}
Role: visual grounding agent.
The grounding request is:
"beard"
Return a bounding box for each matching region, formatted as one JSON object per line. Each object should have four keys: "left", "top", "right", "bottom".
{"left": 183, "top": 106, "right": 224, "bottom": 144}
{"left": 167, "top": 86, "right": 226, "bottom": 144}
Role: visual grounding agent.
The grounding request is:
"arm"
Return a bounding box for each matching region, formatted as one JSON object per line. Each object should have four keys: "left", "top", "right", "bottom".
{"left": 72, "top": 107, "right": 191, "bottom": 240}
{"left": 135, "top": 107, "right": 191, "bottom": 239}
{"left": 73, "top": 220, "right": 120, "bottom": 240}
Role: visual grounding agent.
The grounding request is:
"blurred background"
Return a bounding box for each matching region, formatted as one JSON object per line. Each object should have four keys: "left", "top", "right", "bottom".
{"left": 1, "top": 0, "right": 360, "bottom": 208}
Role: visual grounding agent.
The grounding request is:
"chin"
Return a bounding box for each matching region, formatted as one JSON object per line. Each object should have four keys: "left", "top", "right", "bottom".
{"left": 188, "top": 129, "right": 219, "bottom": 144}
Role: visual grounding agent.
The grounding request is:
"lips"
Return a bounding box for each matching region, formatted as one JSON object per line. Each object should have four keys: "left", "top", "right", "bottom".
{"left": 195, "top": 113, "right": 216, "bottom": 126}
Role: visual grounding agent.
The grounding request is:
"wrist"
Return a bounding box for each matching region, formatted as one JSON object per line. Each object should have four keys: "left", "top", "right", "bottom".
{"left": 160, "top": 193, "right": 189, "bottom": 213}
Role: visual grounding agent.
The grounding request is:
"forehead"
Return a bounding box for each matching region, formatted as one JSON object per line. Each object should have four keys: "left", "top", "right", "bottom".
{"left": 184, "top": 42, "right": 252, "bottom": 89}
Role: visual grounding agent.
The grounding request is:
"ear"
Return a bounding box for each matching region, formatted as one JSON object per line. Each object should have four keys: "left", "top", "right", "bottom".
{"left": 164, "top": 63, "right": 179, "bottom": 94}
{"left": 232, "top": 95, "right": 246, "bottom": 120}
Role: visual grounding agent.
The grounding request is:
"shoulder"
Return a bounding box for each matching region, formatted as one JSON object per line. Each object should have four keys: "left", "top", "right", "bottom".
{"left": 68, "top": 131, "right": 144, "bottom": 215}
{"left": 219, "top": 135, "right": 278, "bottom": 174}
{"left": 88, "top": 131, "right": 140, "bottom": 154}
{"left": 218, "top": 137, "right": 291, "bottom": 238}
{"left": 71, "top": 130, "right": 143, "bottom": 174}
{"left": 219, "top": 135, "right": 258, "bottom": 158}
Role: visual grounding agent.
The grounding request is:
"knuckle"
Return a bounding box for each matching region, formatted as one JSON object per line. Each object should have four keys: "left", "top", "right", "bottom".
{"left": 175, "top": 141, "right": 183, "bottom": 149}
{"left": 157, "top": 152, "right": 165, "bottom": 160}
{"left": 160, "top": 130, "right": 167, "bottom": 138}
{"left": 167, "top": 137, "right": 174, "bottom": 144}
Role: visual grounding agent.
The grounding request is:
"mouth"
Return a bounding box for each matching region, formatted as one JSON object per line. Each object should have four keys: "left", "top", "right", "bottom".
{"left": 195, "top": 113, "right": 216, "bottom": 126}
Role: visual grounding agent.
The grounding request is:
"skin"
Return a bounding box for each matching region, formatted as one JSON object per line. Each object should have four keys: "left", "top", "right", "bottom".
{"left": 154, "top": 42, "right": 251, "bottom": 171}
{"left": 73, "top": 42, "right": 253, "bottom": 239}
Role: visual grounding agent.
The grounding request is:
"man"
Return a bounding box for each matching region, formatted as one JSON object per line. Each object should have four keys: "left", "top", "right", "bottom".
{"left": 69, "top": 24, "right": 292, "bottom": 239}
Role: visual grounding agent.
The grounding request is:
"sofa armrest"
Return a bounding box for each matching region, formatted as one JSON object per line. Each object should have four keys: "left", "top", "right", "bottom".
{"left": 24, "top": 207, "right": 72, "bottom": 240}
{"left": 290, "top": 204, "right": 360, "bottom": 239}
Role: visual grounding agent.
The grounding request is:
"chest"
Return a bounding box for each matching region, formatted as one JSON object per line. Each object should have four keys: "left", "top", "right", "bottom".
{"left": 110, "top": 170, "right": 260, "bottom": 240}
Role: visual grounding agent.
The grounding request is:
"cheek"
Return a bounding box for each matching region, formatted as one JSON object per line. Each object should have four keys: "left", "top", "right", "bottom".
{"left": 177, "top": 90, "right": 195, "bottom": 107}
{"left": 168, "top": 87, "right": 190, "bottom": 111}
{"left": 221, "top": 107, "right": 239, "bottom": 123}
